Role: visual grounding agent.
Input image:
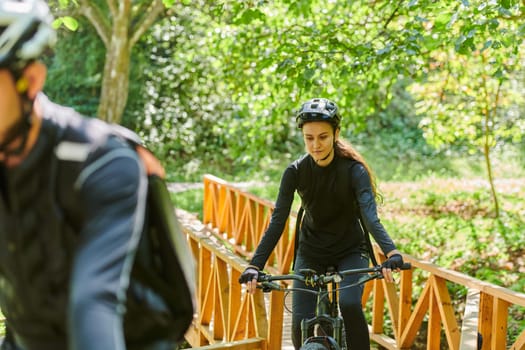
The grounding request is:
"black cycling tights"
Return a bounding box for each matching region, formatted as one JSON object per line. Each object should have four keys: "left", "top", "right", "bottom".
{"left": 291, "top": 253, "right": 370, "bottom": 350}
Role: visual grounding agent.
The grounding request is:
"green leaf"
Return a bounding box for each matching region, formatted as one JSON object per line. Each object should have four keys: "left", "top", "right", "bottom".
{"left": 455, "top": 35, "right": 475, "bottom": 54}
{"left": 276, "top": 58, "right": 295, "bottom": 73}
{"left": 487, "top": 18, "right": 500, "bottom": 31}
{"left": 497, "top": 6, "right": 512, "bottom": 17}
{"left": 51, "top": 17, "right": 78, "bottom": 31}
{"left": 480, "top": 40, "right": 492, "bottom": 52}
{"left": 499, "top": 0, "right": 511, "bottom": 9}
{"left": 434, "top": 13, "right": 451, "bottom": 31}
{"left": 493, "top": 67, "right": 504, "bottom": 79}
{"left": 377, "top": 44, "right": 392, "bottom": 56}
{"left": 303, "top": 67, "right": 315, "bottom": 81}
{"left": 233, "top": 8, "right": 266, "bottom": 25}
{"left": 518, "top": 23, "right": 525, "bottom": 36}
{"left": 163, "top": 0, "right": 189, "bottom": 6}
{"left": 448, "top": 12, "right": 459, "bottom": 29}
{"left": 62, "top": 16, "right": 79, "bottom": 31}
{"left": 51, "top": 18, "right": 62, "bottom": 29}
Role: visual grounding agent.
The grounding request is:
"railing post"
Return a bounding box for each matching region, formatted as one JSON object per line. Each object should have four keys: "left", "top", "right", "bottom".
{"left": 479, "top": 293, "right": 493, "bottom": 350}
{"left": 492, "top": 298, "right": 509, "bottom": 350}
{"left": 398, "top": 267, "right": 413, "bottom": 346}
{"left": 267, "top": 291, "right": 285, "bottom": 350}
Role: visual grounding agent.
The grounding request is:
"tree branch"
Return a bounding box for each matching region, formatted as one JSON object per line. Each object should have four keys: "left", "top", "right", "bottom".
{"left": 129, "top": 0, "right": 167, "bottom": 47}
{"left": 106, "top": 0, "right": 117, "bottom": 18}
{"left": 78, "top": 0, "right": 111, "bottom": 47}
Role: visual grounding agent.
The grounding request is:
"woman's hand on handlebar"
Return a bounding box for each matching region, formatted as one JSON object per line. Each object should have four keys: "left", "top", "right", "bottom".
{"left": 381, "top": 253, "right": 404, "bottom": 283}
{"left": 239, "top": 266, "right": 260, "bottom": 294}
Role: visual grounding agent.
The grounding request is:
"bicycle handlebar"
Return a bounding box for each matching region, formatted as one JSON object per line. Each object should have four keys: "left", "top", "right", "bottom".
{"left": 257, "top": 263, "right": 411, "bottom": 291}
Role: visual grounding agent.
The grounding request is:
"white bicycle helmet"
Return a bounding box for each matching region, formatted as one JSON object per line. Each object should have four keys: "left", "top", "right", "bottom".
{"left": 0, "top": 0, "right": 56, "bottom": 69}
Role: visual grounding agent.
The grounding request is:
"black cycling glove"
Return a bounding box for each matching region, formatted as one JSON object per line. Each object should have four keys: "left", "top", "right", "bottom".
{"left": 238, "top": 267, "right": 259, "bottom": 284}
{"left": 382, "top": 254, "right": 404, "bottom": 270}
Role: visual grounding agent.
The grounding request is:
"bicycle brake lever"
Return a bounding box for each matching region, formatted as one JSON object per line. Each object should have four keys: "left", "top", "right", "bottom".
{"left": 357, "top": 273, "right": 382, "bottom": 285}
{"left": 258, "top": 281, "right": 281, "bottom": 292}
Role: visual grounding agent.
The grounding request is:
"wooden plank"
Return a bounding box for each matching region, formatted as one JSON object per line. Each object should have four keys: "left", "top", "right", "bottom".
{"left": 233, "top": 193, "right": 244, "bottom": 244}
{"left": 200, "top": 249, "right": 213, "bottom": 323}
{"left": 428, "top": 281, "right": 441, "bottom": 350}
{"left": 232, "top": 292, "right": 250, "bottom": 341}
{"left": 479, "top": 293, "right": 493, "bottom": 350}
{"left": 432, "top": 276, "right": 460, "bottom": 350}
{"left": 459, "top": 288, "right": 480, "bottom": 350}
{"left": 267, "top": 291, "right": 285, "bottom": 350}
{"left": 253, "top": 291, "right": 268, "bottom": 338}
{"left": 372, "top": 278, "right": 385, "bottom": 334}
{"left": 509, "top": 328, "right": 525, "bottom": 350}
{"left": 400, "top": 280, "right": 431, "bottom": 347}
{"left": 491, "top": 298, "right": 509, "bottom": 350}
{"left": 229, "top": 269, "right": 246, "bottom": 341}
{"left": 400, "top": 255, "right": 525, "bottom": 307}
{"left": 213, "top": 259, "right": 229, "bottom": 340}
{"left": 190, "top": 338, "right": 265, "bottom": 349}
{"left": 185, "top": 325, "right": 203, "bottom": 347}
{"left": 382, "top": 275, "right": 401, "bottom": 338}
{"left": 369, "top": 325, "right": 398, "bottom": 349}
{"left": 362, "top": 278, "right": 374, "bottom": 306}
{"left": 399, "top": 267, "right": 413, "bottom": 340}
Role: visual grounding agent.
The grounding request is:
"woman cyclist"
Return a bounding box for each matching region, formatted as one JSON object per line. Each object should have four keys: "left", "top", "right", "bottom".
{"left": 239, "top": 98, "right": 404, "bottom": 349}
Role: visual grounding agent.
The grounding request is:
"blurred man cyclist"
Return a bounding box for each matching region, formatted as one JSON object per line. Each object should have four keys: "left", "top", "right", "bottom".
{"left": 0, "top": 0, "right": 193, "bottom": 349}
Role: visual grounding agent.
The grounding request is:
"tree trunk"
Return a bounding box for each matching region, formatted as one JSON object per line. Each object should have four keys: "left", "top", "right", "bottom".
{"left": 74, "top": 0, "right": 167, "bottom": 124}
{"left": 481, "top": 54, "right": 500, "bottom": 218}
{"left": 97, "top": 11, "right": 131, "bottom": 124}
{"left": 98, "top": 39, "right": 131, "bottom": 124}
{"left": 484, "top": 143, "right": 499, "bottom": 218}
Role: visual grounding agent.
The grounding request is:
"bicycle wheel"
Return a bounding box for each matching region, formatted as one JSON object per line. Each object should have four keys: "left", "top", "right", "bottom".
{"left": 300, "top": 343, "right": 329, "bottom": 350}
{"left": 301, "top": 336, "right": 340, "bottom": 350}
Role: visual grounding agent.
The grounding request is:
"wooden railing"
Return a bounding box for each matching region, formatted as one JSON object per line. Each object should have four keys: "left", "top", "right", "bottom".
{"left": 179, "top": 174, "right": 525, "bottom": 350}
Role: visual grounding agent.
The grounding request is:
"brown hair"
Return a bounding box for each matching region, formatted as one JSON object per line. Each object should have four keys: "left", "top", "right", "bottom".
{"left": 334, "top": 138, "right": 380, "bottom": 199}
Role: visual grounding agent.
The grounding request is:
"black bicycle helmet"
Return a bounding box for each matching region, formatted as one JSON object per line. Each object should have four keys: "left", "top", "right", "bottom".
{"left": 295, "top": 98, "right": 341, "bottom": 129}
{"left": 0, "top": 0, "right": 56, "bottom": 71}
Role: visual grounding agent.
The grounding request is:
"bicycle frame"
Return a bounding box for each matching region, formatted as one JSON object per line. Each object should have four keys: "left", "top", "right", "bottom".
{"left": 257, "top": 263, "right": 411, "bottom": 350}
{"left": 300, "top": 267, "right": 344, "bottom": 348}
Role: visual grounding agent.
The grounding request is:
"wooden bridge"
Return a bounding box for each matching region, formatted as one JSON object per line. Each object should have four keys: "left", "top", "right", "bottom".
{"left": 177, "top": 174, "right": 525, "bottom": 350}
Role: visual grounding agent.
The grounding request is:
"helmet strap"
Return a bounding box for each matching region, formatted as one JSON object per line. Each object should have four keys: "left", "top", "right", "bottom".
{"left": 316, "top": 147, "right": 333, "bottom": 163}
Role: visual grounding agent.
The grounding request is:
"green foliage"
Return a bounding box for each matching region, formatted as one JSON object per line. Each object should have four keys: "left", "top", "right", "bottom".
{"left": 380, "top": 180, "right": 524, "bottom": 292}
{"left": 129, "top": 4, "right": 231, "bottom": 170}
{"left": 185, "top": 0, "right": 525, "bottom": 185}
{"left": 44, "top": 0, "right": 525, "bottom": 185}
{"left": 170, "top": 189, "right": 203, "bottom": 217}
{"left": 44, "top": 22, "right": 103, "bottom": 117}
